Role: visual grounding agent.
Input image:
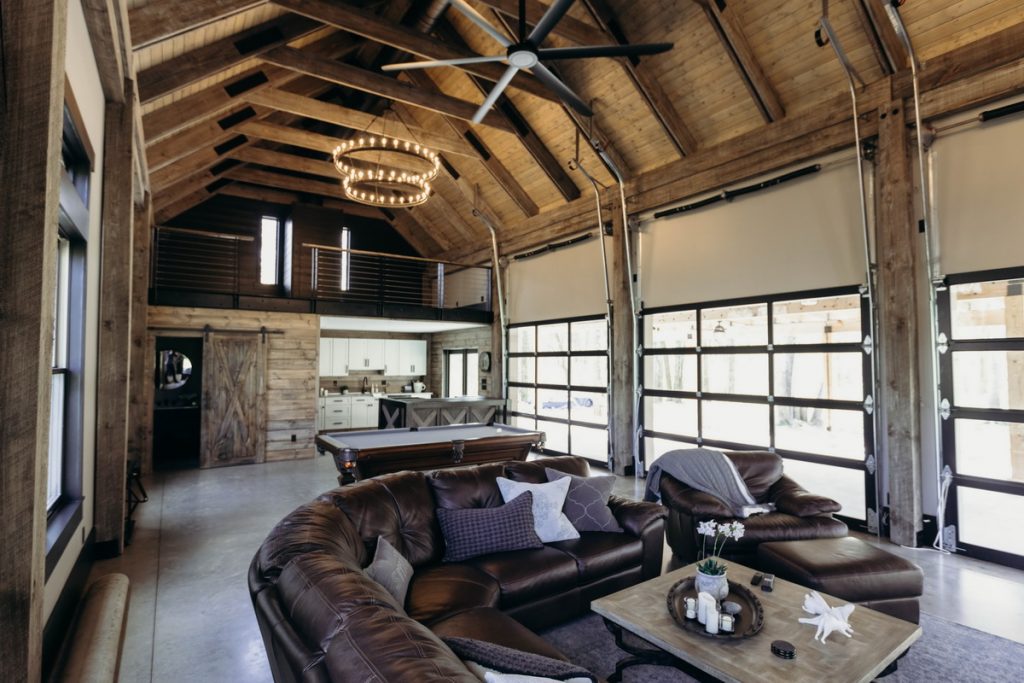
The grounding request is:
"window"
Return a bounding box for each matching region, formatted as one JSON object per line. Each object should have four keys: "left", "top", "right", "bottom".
{"left": 642, "top": 288, "right": 873, "bottom": 526}
{"left": 445, "top": 349, "right": 479, "bottom": 397}
{"left": 340, "top": 227, "right": 351, "bottom": 292}
{"left": 259, "top": 216, "right": 280, "bottom": 285}
{"left": 939, "top": 270, "right": 1024, "bottom": 567}
{"left": 508, "top": 316, "right": 609, "bottom": 464}
{"left": 47, "top": 238, "right": 71, "bottom": 511}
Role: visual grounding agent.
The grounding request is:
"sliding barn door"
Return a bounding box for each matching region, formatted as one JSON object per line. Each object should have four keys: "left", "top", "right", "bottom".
{"left": 202, "top": 333, "right": 267, "bottom": 467}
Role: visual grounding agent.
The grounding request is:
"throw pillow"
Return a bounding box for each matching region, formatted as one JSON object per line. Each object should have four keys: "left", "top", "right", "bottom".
{"left": 443, "top": 637, "right": 596, "bottom": 683}
{"left": 496, "top": 476, "right": 579, "bottom": 543}
{"left": 437, "top": 492, "right": 543, "bottom": 562}
{"left": 545, "top": 468, "right": 623, "bottom": 533}
{"left": 364, "top": 536, "right": 414, "bottom": 607}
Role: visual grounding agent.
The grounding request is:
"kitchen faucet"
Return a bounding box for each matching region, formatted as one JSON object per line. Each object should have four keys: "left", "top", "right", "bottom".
{"left": 362, "top": 376, "right": 369, "bottom": 394}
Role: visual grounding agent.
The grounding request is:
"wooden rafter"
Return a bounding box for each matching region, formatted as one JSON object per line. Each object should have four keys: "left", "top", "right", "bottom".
{"left": 693, "top": 0, "right": 785, "bottom": 123}
{"left": 130, "top": 0, "right": 266, "bottom": 49}
{"left": 270, "top": 0, "right": 559, "bottom": 104}
{"left": 231, "top": 145, "right": 332, "bottom": 179}
{"left": 137, "top": 13, "right": 322, "bottom": 104}
{"left": 853, "top": 0, "right": 909, "bottom": 76}
{"left": 580, "top": 0, "right": 697, "bottom": 155}
{"left": 261, "top": 46, "right": 516, "bottom": 133}
{"left": 475, "top": 0, "right": 605, "bottom": 46}
{"left": 243, "top": 88, "right": 477, "bottom": 158}
{"left": 387, "top": 207, "right": 448, "bottom": 255}
{"left": 81, "top": 0, "right": 127, "bottom": 102}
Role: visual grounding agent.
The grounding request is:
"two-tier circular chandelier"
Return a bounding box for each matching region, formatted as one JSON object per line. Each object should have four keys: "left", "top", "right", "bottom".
{"left": 332, "top": 133, "right": 440, "bottom": 207}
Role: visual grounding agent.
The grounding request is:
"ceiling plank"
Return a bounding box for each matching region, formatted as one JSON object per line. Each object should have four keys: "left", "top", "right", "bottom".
{"left": 269, "top": 0, "right": 559, "bottom": 104}
{"left": 146, "top": 107, "right": 262, "bottom": 172}
{"left": 261, "top": 45, "right": 516, "bottom": 133}
{"left": 142, "top": 32, "right": 361, "bottom": 144}
{"left": 216, "top": 181, "right": 303, "bottom": 205}
{"left": 137, "top": 13, "right": 321, "bottom": 104}
{"left": 231, "top": 145, "right": 332, "bottom": 178}
{"left": 244, "top": 88, "right": 477, "bottom": 158}
{"left": 694, "top": 0, "right": 785, "bottom": 123}
{"left": 434, "top": 17, "right": 580, "bottom": 202}
{"left": 475, "top": 0, "right": 606, "bottom": 46}
{"left": 130, "top": 0, "right": 266, "bottom": 49}
{"left": 155, "top": 188, "right": 217, "bottom": 224}
{"left": 353, "top": 0, "right": 415, "bottom": 65}
{"left": 387, "top": 208, "right": 448, "bottom": 256}
{"left": 236, "top": 118, "right": 339, "bottom": 153}
{"left": 581, "top": 0, "right": 697, "bottom": 156}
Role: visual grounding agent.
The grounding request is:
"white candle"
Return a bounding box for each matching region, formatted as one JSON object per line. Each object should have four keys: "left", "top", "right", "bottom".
{"left": 697, "top": 592, "right": 715, "bottom": 625}
{"left": 705, "top": 603, "right": 720, "bottom": 635}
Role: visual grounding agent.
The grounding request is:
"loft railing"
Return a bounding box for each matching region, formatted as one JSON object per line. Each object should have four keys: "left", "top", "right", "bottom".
{"left": 152, "top": 226, "right": 253, "bottom": 295}
{"left": 305, "top": 243, "right": 492, "bottom": 313}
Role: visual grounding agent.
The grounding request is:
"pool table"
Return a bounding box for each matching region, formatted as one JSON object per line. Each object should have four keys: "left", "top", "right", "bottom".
{"left": 315, "top": 423, "right": 545, "bottom": 484}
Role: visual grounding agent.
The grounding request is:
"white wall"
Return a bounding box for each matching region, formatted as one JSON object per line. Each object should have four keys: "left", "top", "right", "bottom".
{"left": 44, "top": 0, "right": 106, "bottom": 621}
{"left": 508, "top": 235, "right": 608, "bottom": 322}
{"left": 639, "top": 159, "right": 867, "bottom": 307}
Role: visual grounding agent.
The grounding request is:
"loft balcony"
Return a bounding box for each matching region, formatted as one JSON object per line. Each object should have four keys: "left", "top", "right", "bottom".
{"left": 149, "top": 226, "right": 492, "bottom": 324}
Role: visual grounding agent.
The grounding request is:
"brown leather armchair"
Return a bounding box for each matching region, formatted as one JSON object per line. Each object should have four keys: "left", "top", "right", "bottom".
{"left": 659, "top": 450, "right": 848, "bottom": 564}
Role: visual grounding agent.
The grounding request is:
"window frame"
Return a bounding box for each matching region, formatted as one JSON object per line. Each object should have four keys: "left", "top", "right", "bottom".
{"left": 640, "top": 285, "right": 875, "bottom": 530}
{"left": 444, "top": 348, "right": 478, "bottom": 397}
{"left": 938, "top": 265, "right": 1024, "bottom": 569}
{"left": 507, "top": 314, "right": 610, "bottom": 465}
{"left": 259, "top": 215, "right": 282, "bottom": 286}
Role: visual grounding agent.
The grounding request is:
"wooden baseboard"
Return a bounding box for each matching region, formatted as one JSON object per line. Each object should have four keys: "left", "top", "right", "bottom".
{"left": 42, "top": 528, "right": 95, "bottom": 681}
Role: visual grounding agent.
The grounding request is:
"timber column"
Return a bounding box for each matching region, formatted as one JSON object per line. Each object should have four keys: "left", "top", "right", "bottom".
{"left": 875, "top": 91, "right": 923, "bottom": 546}
{"left": 0, "top": 0, "right": 69, "bottom": 680}
{"left": 610, "top": 210, "right": 636, "bottom": 475}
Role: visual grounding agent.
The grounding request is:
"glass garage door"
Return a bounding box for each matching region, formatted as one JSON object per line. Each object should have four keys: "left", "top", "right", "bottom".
{"left": 939, "top": 270, "right": 1024, "bottom": 568}
{"left": 641, "top": 287, "right": 876, "bottom": 529}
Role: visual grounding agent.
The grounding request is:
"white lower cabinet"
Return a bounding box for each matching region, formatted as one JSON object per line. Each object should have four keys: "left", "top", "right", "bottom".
{"left": 350, "top": 395, "right": 378, "bottom": 429}
{"left": 322, "top": 396, "right": 352, "bottom": 430}
{"left": 318, "top": 395, "right": 378, "bottom": 431}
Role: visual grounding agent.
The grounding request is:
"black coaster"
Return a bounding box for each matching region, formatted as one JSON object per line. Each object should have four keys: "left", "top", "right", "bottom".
{"left": 771, "top": 640, "right": 796, "bottom": 659}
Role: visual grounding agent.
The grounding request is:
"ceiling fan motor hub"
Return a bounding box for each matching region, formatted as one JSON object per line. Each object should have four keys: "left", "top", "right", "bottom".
{"left": 507, "top": 43, "right": 539, "bottom": 68}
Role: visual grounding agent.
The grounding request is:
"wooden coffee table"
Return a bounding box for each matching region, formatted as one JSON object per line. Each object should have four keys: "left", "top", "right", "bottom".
{"left": 591, "top": 561, "right": 922, "bottom": 683}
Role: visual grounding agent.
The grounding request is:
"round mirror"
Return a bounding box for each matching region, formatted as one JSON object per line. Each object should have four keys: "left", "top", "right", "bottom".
{"left": 158, "top": 350, "right": 193, "bottom": 391}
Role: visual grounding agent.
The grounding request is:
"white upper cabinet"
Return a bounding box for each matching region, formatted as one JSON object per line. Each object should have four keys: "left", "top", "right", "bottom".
{"left": 399, "top": 339, "right": 428, "bottom": 376}
{"left": 384, "top": 339, "right": 402, "bottom": 375}
{"left": 330, "top": 338, "right": 349, "bottom": 376}
{"left": 319, "top": 338, "right": 333, "bottom": 376}
{"left": 347, "top": 338, "right": 384, "bottom": 371}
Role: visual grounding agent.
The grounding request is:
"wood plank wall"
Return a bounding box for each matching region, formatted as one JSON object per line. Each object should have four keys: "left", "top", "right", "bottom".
{"left": 428, "top": 326, "right": 495, "bottom": 398}
{"left": 146, "top": 306, "right": 319, "bottom": 468}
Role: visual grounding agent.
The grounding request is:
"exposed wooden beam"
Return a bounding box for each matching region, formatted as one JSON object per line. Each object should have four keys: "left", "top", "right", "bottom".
{"left": 147, "top": 109, "right": 261, "bottom": 173}
{"left": 231, "top": 145, "right": 333, "bottom": 178}
{"left": 694, "top": 0, "right": 785, "bottom": 123}
{"left": 95, "top": 82, "right": 136, "bottom": 554}
{"left": 142, "top": 32, "right": 361, "bottom": 144}
{"left": 126, "top": 196, "right": 153, "bottom": 474}
{"left": 244, "top": 88, "right": 478, "bottom": 158}
{"left": 130, "top": 0, "right": 266, "bottom": 49}
{"left": 399, "top": 71, "right": 538, "bottom": 216}
{"left": 0, "top": 2, "right": 66, "bottom": 678}
{"left": 137, "top": 14, "right": 322, "bottom": 104}
{"left": 387, "top": 207, "right": 448, "bottom": 255}
{"left": 270, "top": 0, "right": 559, "bottom": 104}
{"left": 858, "top": 0, "right": 909, "bottom": 75}
{"left": 81, "top": 0, "right": 127, "bottom": 102}
{"left": 353, "top": 0, "right": 415, "bottom": 66}
{"left": 581, "top": 0, "right": 698, "bottom": 155}
{"left": 155, "top": 172, "right": 219, "bottom": 213}
{"left": 434, "top": 17, "right": 580, "bottom": 202}
{"left": 261, "top": 46, "right": 516, "bottom": 133}
{"left": 475, "top": 0, "right": 606, "bottom": 45}
{"left": 155, "top": 188, "right": 217, "bottom": 224}
{"left": 216, "top": 181, "right": 304, "bottom": 206}
{"left": 222, "top": 166, "right": 387, "bottom": 218}
{"left": 235, "top": 118, "right": 339, "bottom": 154}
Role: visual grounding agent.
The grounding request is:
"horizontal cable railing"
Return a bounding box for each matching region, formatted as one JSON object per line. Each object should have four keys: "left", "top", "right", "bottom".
{"left": 306, "top": 243, "right": 492, "bottom": 312}
{"left": 153, "top": 226, "right": 253, "bottom": 295}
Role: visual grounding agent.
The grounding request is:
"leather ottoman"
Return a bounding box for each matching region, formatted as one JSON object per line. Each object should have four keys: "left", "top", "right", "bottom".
{"left": 756, "top": 537, "right": 924, "bottom": 623}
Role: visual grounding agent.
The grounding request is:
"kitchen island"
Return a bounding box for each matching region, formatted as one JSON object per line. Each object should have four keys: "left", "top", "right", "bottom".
{"left": 377, "top": 395, "right": 507, "bottom": 429}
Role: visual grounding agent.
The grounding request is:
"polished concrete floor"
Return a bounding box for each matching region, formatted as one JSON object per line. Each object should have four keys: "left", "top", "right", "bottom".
{"left": 92, "top": 454, "right": 1024, "bottom": 682}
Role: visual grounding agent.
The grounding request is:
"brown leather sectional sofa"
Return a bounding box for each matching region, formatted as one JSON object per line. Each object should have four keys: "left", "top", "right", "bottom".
{"left": 249, "top": 456, "right": 667, "bottom": 682}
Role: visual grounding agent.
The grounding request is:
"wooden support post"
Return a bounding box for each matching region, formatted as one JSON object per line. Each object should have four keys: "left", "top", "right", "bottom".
{"left": 94, "top": 81, "right": 137, "bottom": 556}
{"left": 0, "top": 0, "right": 67, "bottom": 679}
{"left": 875, "top": 94, "right": 922, "bottom": 545}
{"left": 610, "top": 211, "right": 635, "bottom": 475}
{"left": 127, "top": 198, "right": 153, "bottom": 473}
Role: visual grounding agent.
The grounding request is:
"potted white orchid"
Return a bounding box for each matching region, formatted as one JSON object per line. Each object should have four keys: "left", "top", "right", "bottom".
{"left": 694, "top": 520, "right": 746, "bottom": 600}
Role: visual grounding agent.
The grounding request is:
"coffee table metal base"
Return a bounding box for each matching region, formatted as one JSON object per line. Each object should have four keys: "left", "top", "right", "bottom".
{"left": 603, "top": 618, "right": 716, "bottom": 683}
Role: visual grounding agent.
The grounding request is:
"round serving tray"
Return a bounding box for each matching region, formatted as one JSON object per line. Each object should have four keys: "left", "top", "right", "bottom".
{"left": 666, "top": 576, "right": 765, "bottom": 639}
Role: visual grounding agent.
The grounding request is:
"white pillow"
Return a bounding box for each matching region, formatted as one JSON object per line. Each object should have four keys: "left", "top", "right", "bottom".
{"left": 465, "top": 662, "right": 591, "bottom": 683}
{"left": 496, "top": 476, "right": 579, "bottom": 543}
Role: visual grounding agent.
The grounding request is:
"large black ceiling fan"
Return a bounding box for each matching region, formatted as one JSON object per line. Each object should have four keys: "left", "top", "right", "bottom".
{"left": 381, "top": 0, "right": 673, "bottom": 123}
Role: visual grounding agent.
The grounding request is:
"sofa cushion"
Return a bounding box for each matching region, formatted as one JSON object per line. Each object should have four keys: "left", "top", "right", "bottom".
{"left": 547, "top": 533, "right": 643, "bottom": 583}
{"left": 444, "top": 637, "right": 596, "bottom": 682}
{"left": 497, "top": 476, "right": 579, "bottom": 543}
{"left": 438, "top": 491, "right": 543, "bottom": 562}
{"left": 724, "top": 451, "right": 783, "bottom": 501}
{"left": 365, "top": 536, "right": 414, "bottom": 608}
{"left": 430, "top": 607, "right": 570, "bottom": 662}
{"left": 467, "top": 546, "right": 580, "bottom": 608}
{"left": 504, "top": 456, "right": 591, "bottom": 483}
{"left": 699, "top": 512, "right": 848, "bottom": 551}
{"left": 546, "top": 468, "right": 622, "bottom": 533}
{"left": 407, "top": 564, "right": 500, "bottom": 624}
{"left": 430, "top": 462, "right": 509, "bottom": 510}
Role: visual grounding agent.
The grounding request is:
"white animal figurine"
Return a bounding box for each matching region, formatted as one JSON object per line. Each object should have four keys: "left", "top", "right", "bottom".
{"left": 798, "top": 591, "right": 855, "bottom": 643}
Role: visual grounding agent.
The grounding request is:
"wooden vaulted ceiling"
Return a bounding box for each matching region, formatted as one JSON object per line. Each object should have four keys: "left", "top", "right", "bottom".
{"left": 136, "top": 0, "right": 1024, "bottom": 260}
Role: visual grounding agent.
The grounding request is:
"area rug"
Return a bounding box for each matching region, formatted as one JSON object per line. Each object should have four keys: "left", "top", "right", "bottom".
{"left": 541, "top": 612, "right": 1021, "bottom": 682}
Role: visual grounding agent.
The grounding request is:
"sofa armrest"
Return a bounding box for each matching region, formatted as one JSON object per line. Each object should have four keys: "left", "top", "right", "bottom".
{"left": 607, "top": 496, "right": 667, "bottom": 537}
{"left": 769, "top": 475, "right": 841, "bottom": 516}
{"left": 658, "top": 476, "right": 733, "bottom": 517}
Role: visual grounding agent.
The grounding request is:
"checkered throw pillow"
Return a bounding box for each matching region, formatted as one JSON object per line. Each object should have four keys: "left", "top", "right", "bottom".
{"left": 437, "top": 491, "right": 543, "bottom": 562}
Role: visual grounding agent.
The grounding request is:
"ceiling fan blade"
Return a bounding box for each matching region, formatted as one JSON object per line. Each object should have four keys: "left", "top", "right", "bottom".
{"left": 530, "top": 63, "right": 593, "bottom": 117}
{"left": 472, "top": 64, "right": 521, "bottom": 123}
{"left": 527, "top": 0, "right": 575, "bottom": 45}
{"left": 538, "top": 42, "right": 674, "bottom": 60}
{"left": 381, "top": 55, "right": 506, "bottom": 72}
{"left": 448, "top": 0, "right": 512, "bottom": 47}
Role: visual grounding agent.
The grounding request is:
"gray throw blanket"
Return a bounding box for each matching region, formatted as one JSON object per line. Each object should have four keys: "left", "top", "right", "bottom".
{"left": 644, "top": 448, "right": 774, "bottom": 518}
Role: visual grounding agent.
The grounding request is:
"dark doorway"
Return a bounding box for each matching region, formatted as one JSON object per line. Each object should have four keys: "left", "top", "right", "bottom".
{"left": 153, "top": 336, "right": 203, "bottom": 469}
